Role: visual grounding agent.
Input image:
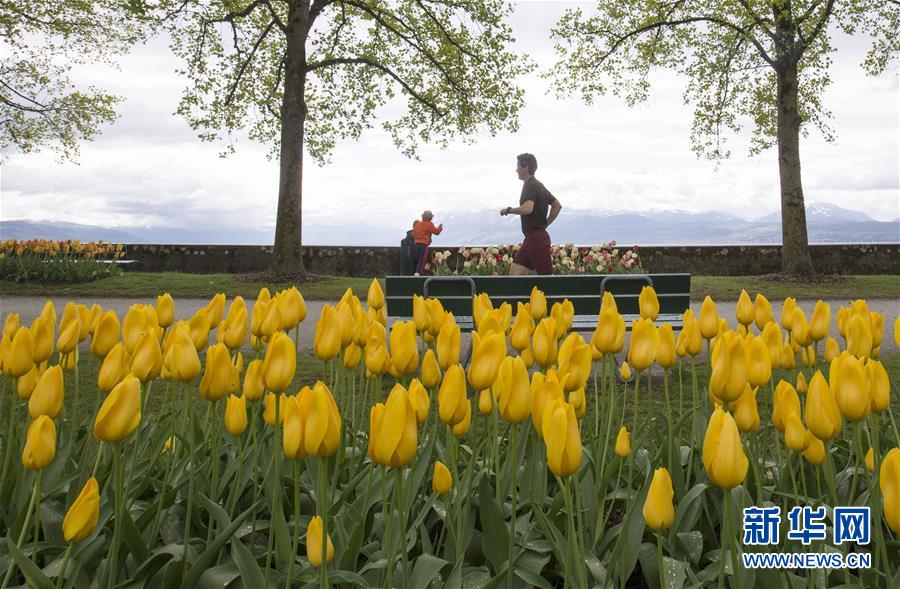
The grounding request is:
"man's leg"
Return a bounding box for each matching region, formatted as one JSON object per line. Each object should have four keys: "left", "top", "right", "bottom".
{"left": 509, "top": 262, "right": 528, "bottom": 275}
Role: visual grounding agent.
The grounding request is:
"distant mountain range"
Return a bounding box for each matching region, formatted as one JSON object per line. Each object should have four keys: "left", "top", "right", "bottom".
{"left": 2, "top": 202, "right": 897, "bottom": 246}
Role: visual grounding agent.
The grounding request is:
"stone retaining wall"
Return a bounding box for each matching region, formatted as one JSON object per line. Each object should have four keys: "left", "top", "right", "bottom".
{"left": 122, "top": 243, "right": 899, "bottom": 276}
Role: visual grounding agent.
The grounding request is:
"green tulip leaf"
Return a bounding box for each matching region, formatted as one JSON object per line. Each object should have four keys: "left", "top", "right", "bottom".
{"left": 120, "top": 503, "right": 152, "bottom": 564}
{"left": 230, "top": 538, "right": 267, "bottom": 589}
{"left": 478, "top": 475, "right": 509, "bottom": 574}
{"left": 196, "top": 492, "right": 231, "bottom": 532}
{"left": 674, "top": 531, "right": 703, "bottom": 564}
{"left": 339, "top": 503, "right": 368, "bottom": 572}
{"left": 195, "top": 563, "right": 240, "bottom": 589}
{"left": 181, "top": 500, "right": 259, "bottom": 588}
{"left": 5, "top": 537, "right": 55, "bottom": 589}
{"left": 408, "top": 553, "right": 449, "bottom": 588}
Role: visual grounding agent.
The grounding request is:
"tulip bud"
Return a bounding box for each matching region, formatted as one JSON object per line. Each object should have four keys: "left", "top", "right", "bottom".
{"left": 700, "top": 296, "right": 719, "bottom": 340}
{"left": 420, "top": 349, "right": 441, "bottom": 389}
{"left": 846, "top": 314, "right": 873, "bottom": 359}
{"left": 730, "top": 384, "right": 760, "bottom": 433}
{"left": 370, "top": 384, "right": 418, "bottom": 467}
{"left": 880, "top": 449, "right": 900, "bottom": 533}
{"left": 736, "top": 290, "right": 754, "bottom": 327}
{"left": 468, "top": 331, "right": 505, "bottom": 391}
{"left": 823, "top": 337, "right": 840, "bottom": 363}
{"left": 473, "top": 293, "right": 493, "bottom": 327}
{"left": 389, "top": 320, "right": 419, "bottom": 377}
{"left": 639, "top": 286, "right": 659, "bottom": 321}
{"left": 432, "top": 461, "right": 452, "bottom": 494}
{"left": 201, "top": 343, "right": 240, "bottom": 401}
{"left": 262, "top": 332, "right": 296, "bottom": 393}
{"left": 438, "top": 364, "right": 468, "bottom": 426}
{"left": 90, "top": 311, "right": 120, "bottom": 358}
{"left": 532, "top": 317, "right": 558, "bottom": 368}
{"left": 498, "top": 355, "right": 531, "bottom": 424}
{"left": 170, "top": 325, "right": 201, "bottom": 382}
{"left": 22, "top": 415, "right": 57, "bottom": 470}
{"left": 805, "top": 371, "right": 842, "bottom": 441}
{"left": 303, "top": 381, "right": 341, "bottom": 457}
{"left": 57, "top": 314, "right": 80, "bottom": 356}
{"left": 407, "top": 378, "right": 430, "bottom": 425}
{"left": 543, "top": 399, "right": 581, "bottom": 477}
{"left": 7, "top": 327, "right": 35, "bottom": 378}
{"left": 155, "top": 293, "right": 175, "bottom": 328}
{"left": 746, "top": 336, "right": 771, "bottom": 388}
{"left": 655, "top": 324, "right": 676, "bottom": 369}
{"left": 867, "top": 360, "right": 890, "bottom": 413}
{"left": 17, "top": 365, "right": 39, "bottom": 400}
{"left": 643, "top": 468, "right": 675, "bottom": 532}
{"left": 306, "top": 516, "right": 334, "bottom": 567}
{"left": 784, "top": 411, "right": 808, "bottom": 452}
{"left": 591, "top": 307, "right": 620, "bottom": 355}
{"left": 753, "top": 294, "right": 774, "bottom": 330}
{"left": 781, "top": 298, "right": 797, "bottom": 331}
{"left": 557, "top": 332, "right": 592, "bottom": 391}
{"left": 619, "top": 362, "right": 632, "bottom": 381}
{"left": 702, "top": 406, "right": 748, "bottom": 489}
{"left": 510, "top": 305, "right": 535, "bottom": 352}
{"left": 615, "top": 426, "right": 631, "bottom": 458}
{"left": 63, "top": 477, "right": 100, "bottom": 542}
{"left": 809, "top": 300, "right": 830, "bottom": 342}
{"left": 223, "top": 394, "right": 248, "bottom": 436}
{"left": 529, "top": 287, "right": 547, "bottom": 320}
{"left": 131, "top": 331, "right": 162, "bottom": 383}
{"left": 2, "top": 313, "right": 19, "bottom": 340}
{"left": 29, "top": 364, "right": 64, "bottom": 419}
{"left": 436, "top": 320, "right": 461, "bottom": 370}
{"left": 831, "top": 353, "right": 869, "bottom": 422}
{"left": 94, "top": 374, "right": 141, "bottom": 443}
{"left": 366, "top": 278, "right": 385, "bottom": 310}
{"left": 803, "top": 431, "right": 826, "bottom": 465}
{"left": 243, "top": 359, "right": 265, "bottom": 401}
{"left": 98, "top": 342, "right": 128, "bottom": 394}
{"left": 865, "top": 447, "right": 875, "bottom": 472}
{"left": 478, "top": 389, "right": 493, "bottom": 415}
{"left": 550, "top": 300, "right": 574, "bottom": 339}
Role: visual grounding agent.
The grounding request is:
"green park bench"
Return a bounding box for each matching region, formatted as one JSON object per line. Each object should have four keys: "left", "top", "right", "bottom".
{"left": 384, "top": 273, "right": 692, "bottom": 334}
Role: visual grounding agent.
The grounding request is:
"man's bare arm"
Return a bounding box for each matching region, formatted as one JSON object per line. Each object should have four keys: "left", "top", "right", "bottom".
{"left": 501, "top": 200, "right": 535, "bottom": 216}
{"left": 546, "top": 199, "right": 562, "bottom": 226}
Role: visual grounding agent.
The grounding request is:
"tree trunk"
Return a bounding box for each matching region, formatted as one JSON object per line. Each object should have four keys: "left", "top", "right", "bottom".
{"left": 272, "top": 0, "right": 309, "bottom": 275}
{"left": 775, "top": 62, "right": 814, "bottom": 275}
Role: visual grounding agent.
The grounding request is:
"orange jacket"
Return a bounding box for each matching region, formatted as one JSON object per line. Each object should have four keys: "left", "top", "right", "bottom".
{"left": 412, "top": 220, "right": 442, "bottom": 245}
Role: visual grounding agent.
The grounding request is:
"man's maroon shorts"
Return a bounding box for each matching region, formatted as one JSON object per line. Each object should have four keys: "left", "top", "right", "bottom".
{"left": 513, "top": 229, "right": 553, "bottom": 275}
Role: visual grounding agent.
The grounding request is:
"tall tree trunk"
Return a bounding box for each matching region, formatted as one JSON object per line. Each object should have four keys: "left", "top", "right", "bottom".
{"left": 775, "top": 63, "right": 814, "bottom": 275}
{"left": 273, "top": 0, "right": 309, "bottom": 275}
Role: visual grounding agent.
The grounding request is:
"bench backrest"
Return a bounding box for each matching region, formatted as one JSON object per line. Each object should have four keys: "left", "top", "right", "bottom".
{"left": 385, "top": 274, "right": 691, "bottom": 330}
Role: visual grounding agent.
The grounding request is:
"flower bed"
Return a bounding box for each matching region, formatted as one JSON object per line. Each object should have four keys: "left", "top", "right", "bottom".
{"left": 427, "top": 241, "right": 642, "bottom": 275}
{"left": 0, "top": 239, "right": 126, "bottom": 283}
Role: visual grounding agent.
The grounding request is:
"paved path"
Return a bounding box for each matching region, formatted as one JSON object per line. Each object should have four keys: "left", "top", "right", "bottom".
{"left": 1, "top": 295, "right": 898, "bottom": 356}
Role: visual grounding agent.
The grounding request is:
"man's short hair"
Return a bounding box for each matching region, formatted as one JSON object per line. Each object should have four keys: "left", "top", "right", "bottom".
{"left": 517, "top": 153, "right": 537, "bottom": 175}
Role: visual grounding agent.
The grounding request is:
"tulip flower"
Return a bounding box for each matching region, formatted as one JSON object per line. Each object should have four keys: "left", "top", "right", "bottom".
{"left": 2, "top": 313, "right": 19, "bottom": 340}
{"left": 805, "top": 371, "right": 842, "bottom": 441}
{"left": 831, "top": 353, "right": 869, "bottom": 421}
{"left": 28, "top": 365, "right": 64, "bottom": 419}
{"left": 591, "top": 307, "right": 619, "bottom": 355}
{"left": 306, "top": 516, "right": 334, "bottom": 567}
{"left": 221, "top": 298, "right": 248, "bottom": 350}
{"left": 16, "top": 365, "right": 39, "bottom": 399}
{"left": 510, "top": 304, "right": 535, "bottom": 352}
{"left": 22, "top": 415, "right": 56, "bottom": 470}
{"left": 122, "top": 305, "right": 148, "bottom": 355}
{"left": 436, "top": 319, "right": 461, "bottom": 370}
{"left": 154, "top": 293, "right": 175, "bottom": 328}
{"left": 411, "top": 294, "right": 430, "bottom": 334}
{"left": 772, "top": 380, "right": 801, "bottom": 433}
{"left": 529, "top": 287, "right": 547, "bottom": 320}
{"left": 643, "top": 468, "right": 675, "bottom": 531}
{"left": 736, "top": 290, "right": 754, "bottom": 327}
{"left": 169, "top": 325, "right": 201, "bottom": 382}
{"left": 420, "top": 348, "right": 441, "bottom": 389}
{"left": 627, "top": 318, "right": 659, "bottom": 373}
{"left": 131, "top": 330, "right": 162, "bottom": 383}
{"left": 801, "top": 431, "right": 825, "bottom": 465}
{"left": 702, "top": 406, "right": 748, "bottom": 489}
{"left": 389, "top": 320, "right": 419, "bottom": 377}
{"left": 807, "top": 300, "right": 830, "bottom": 342}
{"left": 243, "top": 359, "right": 265, "bottom": 401}
{"left": 639, "top": 286, "right": 660, "bottom": 321}
{"left": 781, "top": 298, "right": 798, "bottom": 330}
{"left": 753, "top": 294, "right": 774, "bottom": 330}
{"left": 894, "top": 316, "right": 899, "bottom": 348}
{"left": 284, "top": 392, "right": 309, "bottom": 459}
{"left": 262, "top": 332, "right": 296, "bottom": 393}
{"left": 880, "top": 449, "right": 900, "bottom": 533}
{"left": 655, "top": 324, "right": 676, "bottom": 370}
{"left": 303, "top": 381, "right": 341, "bottom": 457}
{"left": 550, "top": 300, "right": 574, "bottom": 339}
{"left": 310, "top": 304, "right": 340, "bottom": 362}
{"left": 867, "top": 360, "right": 890, "bottom": 413}
{"left": 822, "top": 337, "right": 840, "bottom": 363}
{"left": 342, "top": 343, "right": 361, "bottom": 369}
{"left": 615, "top": 426, "right": 631, "bottom": 458}
{"left": 57, "top": 314, "right": 80, "bottom": 356}
{"left": 94, "top": 375, "right": 141, "bottom": 443}
{"left": 222, "top": 394, "right": 248, "bottom": 436}
{"left": 557, "top": 332, "right": 592, "bottom": 390}
{"left": 439, "top": 364, "right": 468, "bottom": 426}
{"left": 98, "top": 342, "right": 127, "bottom": 394}
{"left": 370, "top": 384, "right": 418, "bottom": 467}
{"left": 365, "top": 335, "right": 390, "bottom": 377}
{"left": 478, "top": 389, "right": 493, "bottom": 415}
{"left": 90, "top": 310, "right": 120, "bottom": 359}
{"left": 760, "top": 322, "right": 782, "bottom": 369}
{"left": 569, "top": 387, "right": 586, "bottom": 418}
{"left": 543, "top": 399, "right": 582, "bottom": 477}
{"left": 700, "top": 296, "right": 719, "bottom": 340}
{"left": 367, "top": 278, "right": 385, "bottom": 310}
{"left": 531, "top": 371, "right": 564, "bottom": 437}
{"left": 250, "top": 295, "right": 270, "bottom": 339}
{"left": 467, "top": 331, "right": 505, "bottom": 391}
{"left": 865, "top": 447, "right": 875, "bottom": 472}
{"left": 746, "top": 336, "right": 771, "bottom": 388}
{"left": 432, "top": 461, "right": 452, "bottom": 494}
{"left": 334, "top": 301, "right": 354, "bottom": 347}
{"left": 730, "top": 384, "right": 760, "bottom": 433}
{"left": 30, "top": 316, "right": 54, "bottom": 364}
{"left": 425, "top": 299, "right": 447, "bottom": 338}
{"left": 407, "top": 379, "right": 430, "bottom": 425}
{"left": 846, "top": 314, "right": 873, "bottom": 359}
{"left": 201, "top": 343, "right": 240, "bottom": 401}
{"left": 6, "top": 327, "right": 35, "bottom": 378}
{"left": 498, "top": 355, "right": 531, "bottom": 424}
{"left": 63, "top": 477, "right": 100, "bottom": 542}
{"left": 784, "top": 411, "right": 809, "bottom": 452}
{"left": 527, "top": 317, "right": 556, "bottom": 369}
{"left": 788, "top": 307, "right": 811, "bottom": 348}
{"left": 263, "top": 392, "right": 287, "bottom": 426}
{"left": 473, "top": 293, "right": 493, "bottom": 327}
{"left": 619, "top": 361, "right": 632, "bottom": 381}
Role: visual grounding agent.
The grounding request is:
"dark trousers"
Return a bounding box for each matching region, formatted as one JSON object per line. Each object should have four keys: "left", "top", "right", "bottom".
{"left": 413, "top": 243, "right": 429, "bottom": 274}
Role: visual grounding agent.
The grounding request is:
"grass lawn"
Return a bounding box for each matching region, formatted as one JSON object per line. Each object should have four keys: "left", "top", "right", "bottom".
{"left": 1, "top": 272, "right": 897, "bottom": 301}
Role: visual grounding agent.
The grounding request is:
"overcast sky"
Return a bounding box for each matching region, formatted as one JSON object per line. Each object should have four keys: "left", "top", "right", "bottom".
{"left": 1, "top": 2, "right": 898, "bottom": 242}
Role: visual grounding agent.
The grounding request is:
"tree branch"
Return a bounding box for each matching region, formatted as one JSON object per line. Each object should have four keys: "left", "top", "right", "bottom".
{"left": 412, "top": 0, "right": 480, "bottom": 62}
{"left": 735, "top": 0, "right": 775, "bottom": 40}
{"left": 799, "top": 0, "right": 836, "bottom": 54}
{"left": 224, "top": 19, "right": 278, "bottom": 108}
{"left": 307, "top": 0, "right": 337, "bottom": 33}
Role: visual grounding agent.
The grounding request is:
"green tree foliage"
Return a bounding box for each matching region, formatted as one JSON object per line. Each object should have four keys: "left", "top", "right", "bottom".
{"left": 169, "top": 0, "right": 531, "bottom": 272}
{"left": 0, "top": 1, "right": 156, "bottom": 160}
{"left": 549, "top": 0, "right": 898, "bottom": 274}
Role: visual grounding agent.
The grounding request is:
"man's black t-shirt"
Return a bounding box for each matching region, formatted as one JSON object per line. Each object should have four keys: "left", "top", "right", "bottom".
{"left": 519, "top": 177, "right": 557, "bottom": 235}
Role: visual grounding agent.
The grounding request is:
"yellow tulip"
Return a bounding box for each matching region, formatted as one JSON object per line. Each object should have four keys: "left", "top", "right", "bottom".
{"left": 367, "top": 403, "right": 384, "bottom": 462}
{"left": 700, "top": 296, "right": 719, "bottom": 340}
{"left": 343, "top": 343, "right": 361, "bottom": 369}
{"left": 781, "top": 339, "right": 796, "bottom": 370}
{"left": 808, "top": 300, "right": 830, "bottom": 342}
{"left": 615, "top": 426, "right": 631, "bottom": 458}
{"left": 438, "top": 364, "right": 468, "bottom": 426}
{"left": 532, "top": 372, "right": 564, "bottom": 438}
{"left": 772, "top": 380, "right": 801, "bottom": 433}
{"left": 365, "top": 335, "right": 390, "bottom": 377}
{"left": 473, "top": 293, "right": 493, "bottom": 327}
{"left": 865, "top": 447, "right": 875, "bottom": 472}
{"left": 407, "top": 378, "right": 430, "bottom": 425}
{"left": 510, "top": 304, "right": 535, "bottom": 352}
{"left": 94, "top": 374, "right": 141, "bottom": 443}
{"left": 846, "top": 314, "right": 873, "bottom": 358}
{"left": 29, "top": 364, "right": 64, "bottom": 419}
{"left": 702, "top": 406, "right": 748, "bottom": 489}
{"left": 656, "top": 324, "right": 676, "bottom": 369}
{"left": 30, "top": 316, "right": 54, "bottom": 364}
{"left": 261, "top": 332, "right": 295, "bottom": 393}
{"left": 746, "top": 336, "right": 771, "bottom": 388}
{"left": 831, "top": 353, "right": 869, "bottom": 422}
{"left": 789, "top": 307, "right": 811, "bottom": 348}
{"left": 57, "top": 314, "right": 80, "bottom": 356}
{"left": 880, "top": 449, "right": 900, "bottom": 533}
{"left": 436, "top": 319, "right": 461, "bottom": 370}
{"left": 22, "top": 415, "right": 56, "bottom": 470}
{"left": 420, "top": 349, "right": 441, "bottom": 389}
{"left": 2, "top": 313, "right": 19, "bottom": 340}
{"left": 98, "top": 342, "right": 127, "bottom": 394}
{"left": 736, "top": 290, "right": 754, "bottom": 327}
{"left": 389, "top": 320, "right": 419, "bottom": 377}
{"left": 201, "top": 343, "right": 239, "bottom": 401}
{"left": 802, "top": 432, "right": 826, "bottom": 465}
{"left": 557, "top": 333, "right": 592, "bottom": 391}
{"left": 528, "top": 287, "right": 547, "bottom": 320}
{"left": 759, "top": 322, "right": 782, "bottom": 369}
{"left": 306, "top": 515, "right": 334, "bottom": 567}
{"left": 823, "top": 337, "right": 840, "bottom": 363}
{"left": 74, "top": 305, "right": 91, "bottom": 342}
{"left": 349, "top": 304, "right": 369, "bottom": 348}
{"left": 223, "top": 297, "right": 248, "bottom": 350}
{"left": 411, "top": 294, "right": 429, "bottom": 334}
{"left": 753, "top": 294, "right": 774, "bottom": 330}
{"left": 543, "top": 399, "right": 582, "bottom": 477}
{"left": 467, "top": 331, "right": 505, "bottom": 391}
{"left": 170, "top": 325, "right": 201, "bottom": 382}
{"left": 591, "top": 307, "right": 619, "bottom": 355}
{"left": 224, "top": 394, "right": 248, "bottom": 436}
{"left": 639, "top": 286, "right": 660, "bottom": 321}
{"left": 282, "top": 286, "right": 307, "bottom": 330}
{"left": 498, "top": 355, "right": 531, "bottom": 424}
{"left": 643, "top": 468, "right": 675, "bottom": 532}
{"left": 530, "top": 317, "right": 557, "bottom": 368}
{"left": 155, "top": 293, "right": 175, "bottom": 328}
{"left": 334, "top": 300, "right": 354, "bottom": 347}
{"left": 250, "top": 294, "right": 269, "bottom": 338}
{"left": 63, "top": 477, "right": 100, "bottom": 542}
{"left": 550, "top": 300, "right": 574, "bottom": 339}
{"left": 805, "top": 371, "right": 841, "bottom": 441}
{"left": 867, "top": 360, "right": 890, "bottom": 413}
{"left": 781, "top": 298, "right": 797, "bottom": 330}
{"left": 894, "top": 316, "right": 899, "bottom": 348}
{"left": 478, "top": 389, "right": 493, "bottom": 415}
{"left": 303, "top": 381, "right": 341, "bottom": 457}
{"left": 796, "top": 372, "right": 807, "bottom": 395}
{"left": 90, "top": 310, "right": 120, "bottom": 358}
{"left": 619, "top": 361, "right": 632, "bottom": 381}
{"left": 243, "top": 359, "right": 265, "bottom": 401}
{"left": 122, "top": 305, "right": 148, "bottom": 355}
{"left": 17, "top": 365, "right": 39, "bottom": 400}
{"left": 432, "top": 461, "right": 452, "bottom": 494}
{"left": 262, "top": 392, "right": 287, "bottom": 426}
{"left": 730, "top": 384, "right": 760, "bottom": 433}
{"left": 371, "top": 384, "right": 418, "bottom": 467}
{"left": 39, "top": 300, "right": 57, "bottom": 327}
{"left": 187, "top": 309, "right": 210, "bottom": 352}
{"left": 284, "top": 391, "right": 310, "bottom": 459}
{"left": 366, "top": 278, "right": 385, "bottom": 310}
{"left": 6, "top": 327, "right": 35, "bottom": 378}
{"left": 425, "top": 299, "right": 447, "bottom": 338}
{"left": 784, "top": 411, "right": 809, "bottom": 452}
{"left": 131, "top": 331, "right": 162, "bottom": 383}
{"left": 569, "top": 387, "right": 586, "bottom": 418}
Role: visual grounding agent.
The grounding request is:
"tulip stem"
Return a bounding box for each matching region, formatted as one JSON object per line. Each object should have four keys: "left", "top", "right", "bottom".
{"left": 107, "top": 445, "right": 124, "bottom": 589}
{"left": 0, "top": 389, "right": 19, "bottom": 500}
{"left": 319, "top": 458, "right": 330, "bottom": 589}
{"left": 56, "top": 544, "right": 72, "bottom": 589}
{"left": 285, "top": 460, "right": 303, "bottom": 589}
{"left": 381, "top": 467, "right": 392, "bottom": 589}
{"left": 1, "top": 470, "right": 41, "bottom": 589}
{"left": 506, "top": 424, "right": 518, "bottom": 589}
{"left": 717, "top": 489, "right": 730, "bottom": 589}
{"left": 264, "top": 391, "right": 283, "bottom": 582}
{"left": 396, "top": 468, "right": 408, "bottom": 589}
{"left": 657, "top": 532, "right": 665, "bottom": 589}
{"left": 180, "top": 382, "right": 196, "bottom": 584}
